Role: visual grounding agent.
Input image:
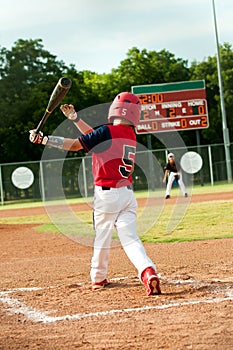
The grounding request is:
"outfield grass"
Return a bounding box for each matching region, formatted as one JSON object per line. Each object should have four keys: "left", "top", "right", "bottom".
{"left": 1, "top": 183, "right": 232, "bottom": 243}
{"left": 1, "top": 182, "right": 232, "bottom": 210}
{"left": 139, "top": 200, "right": 233, "bottom": 243}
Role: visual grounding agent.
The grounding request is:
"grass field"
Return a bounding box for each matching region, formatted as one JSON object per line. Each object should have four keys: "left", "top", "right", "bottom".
{"left": 140, "top": 200, "right": 232, "bottom": 243}
{"left": 1, "top": 183, "right": 232, "bottom": 244}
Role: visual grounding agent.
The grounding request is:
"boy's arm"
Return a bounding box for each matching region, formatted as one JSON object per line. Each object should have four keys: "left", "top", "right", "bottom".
{"left": 60, "top": 104, "right": 93, "bottom": 135}
{"left": 29, "top": 130, "right": 83, "bottom": 151}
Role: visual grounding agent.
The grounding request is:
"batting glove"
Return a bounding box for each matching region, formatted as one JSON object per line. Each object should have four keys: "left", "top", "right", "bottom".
{"left": 29, "top": 130, "right": 48, "bottom": 145}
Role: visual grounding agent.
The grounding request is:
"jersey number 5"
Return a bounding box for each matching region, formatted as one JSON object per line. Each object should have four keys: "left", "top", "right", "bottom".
{"left": 119, "top": 145, "right": 136, "bottom": 178}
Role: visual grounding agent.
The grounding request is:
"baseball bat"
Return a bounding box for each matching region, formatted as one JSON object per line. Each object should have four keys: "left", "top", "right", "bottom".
{"left": 35, "top": 77, "right": 72, "bottom": 134}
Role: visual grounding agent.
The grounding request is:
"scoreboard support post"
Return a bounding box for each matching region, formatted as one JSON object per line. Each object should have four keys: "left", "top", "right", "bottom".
{"left": 195, "top": 130, "right": 204, "bottom": 186}
{"left": 146, "top": 134, "right": 156, "bottom": 190}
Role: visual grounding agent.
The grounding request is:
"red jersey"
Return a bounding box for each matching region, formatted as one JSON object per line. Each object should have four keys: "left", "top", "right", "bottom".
{"left": 79, "top": 124, "right": 136, "bottom": 187}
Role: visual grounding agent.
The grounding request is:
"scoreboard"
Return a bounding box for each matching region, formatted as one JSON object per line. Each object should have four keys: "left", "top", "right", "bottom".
{"left": 131, "top": 80, "right": 209, "bottom": 134}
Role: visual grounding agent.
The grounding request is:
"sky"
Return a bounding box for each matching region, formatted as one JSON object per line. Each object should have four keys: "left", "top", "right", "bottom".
{"left": 1, "top": 0, "right": 233, "bottom": 74}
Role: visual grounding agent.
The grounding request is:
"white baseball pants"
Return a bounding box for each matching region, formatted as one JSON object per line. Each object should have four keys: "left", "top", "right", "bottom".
{"left": 166, "top": 172, "right": 187, "bottom": 196}
{"left": 91, "top": 185, "right": 156, "bottom": 283}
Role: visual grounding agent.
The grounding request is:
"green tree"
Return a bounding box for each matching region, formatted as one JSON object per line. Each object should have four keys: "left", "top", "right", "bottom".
{"left": 119, "top": 47, "right": 190, "bottom": 149}
{"left": 86, "top": 47, "right": 191, "bottom": 150}
{"left": 112, "top": 47, "right": 190, "bottom": 92}
{"left": 0, "top": 39, "right": 107, "bottom": 163}
{"left": 0, "top": 39, "right": 71, "bottom": 162}
{"left": 189, "top": 43, "right": 233, "bottom": 144}
{"left": 1, "top": 39, "right": 232, "bottom": 164}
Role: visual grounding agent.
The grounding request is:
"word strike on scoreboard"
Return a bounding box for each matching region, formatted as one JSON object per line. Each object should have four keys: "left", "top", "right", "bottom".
{"left": 132, "top": 80, "right": 209, "bottom": 134}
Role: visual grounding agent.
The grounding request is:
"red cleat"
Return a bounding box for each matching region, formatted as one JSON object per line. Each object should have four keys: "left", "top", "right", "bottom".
{"left": 92, "top": 279, "right": 109, "bottom": 291}
{"left": 141, "top": 267, "right": 161, "bottom": 296}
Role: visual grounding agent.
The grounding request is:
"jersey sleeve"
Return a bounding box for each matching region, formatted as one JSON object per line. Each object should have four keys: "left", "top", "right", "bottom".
{"left": 79, "top": 125, "right": 112, "bottom": 153}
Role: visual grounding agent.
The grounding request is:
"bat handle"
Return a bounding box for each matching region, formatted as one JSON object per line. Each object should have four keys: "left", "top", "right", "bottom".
{"left": 35, "top": 113, "right": 50, "bottom": 134}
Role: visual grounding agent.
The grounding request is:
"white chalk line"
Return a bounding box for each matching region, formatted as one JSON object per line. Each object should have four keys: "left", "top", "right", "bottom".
{"left": 1, "top": 276, "right": 233, "bottom": 324}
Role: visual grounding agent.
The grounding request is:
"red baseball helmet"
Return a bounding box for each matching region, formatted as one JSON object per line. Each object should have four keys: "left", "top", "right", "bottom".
{"left": 108, "top": 92, "right": 141, "bottom": 126}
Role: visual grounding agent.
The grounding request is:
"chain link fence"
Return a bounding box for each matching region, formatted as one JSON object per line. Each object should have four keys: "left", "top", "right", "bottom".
{"left": 0, "top": 143, "right": 232, "bottom": 205}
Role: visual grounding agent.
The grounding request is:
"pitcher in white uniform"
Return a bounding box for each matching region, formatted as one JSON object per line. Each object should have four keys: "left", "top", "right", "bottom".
{"left": 163, "top": 153, "right": 188, "bottom": 199}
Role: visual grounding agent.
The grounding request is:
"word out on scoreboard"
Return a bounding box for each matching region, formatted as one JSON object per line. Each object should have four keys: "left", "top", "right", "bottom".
{"left": 131, "top": 80, "right": 209, "bottom": 134}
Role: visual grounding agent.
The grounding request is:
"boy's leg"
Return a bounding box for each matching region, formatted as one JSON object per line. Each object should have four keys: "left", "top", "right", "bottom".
{"left": 90, "top": 220, "right": 113, "bottom": 283}
{"left": 178, "top": 174, "right": 187, "bottom": 196}
{"left": 91, "top": 187, "right": 118, "bottom": 283}
{"left": 115, "top": 191, "right": 154, "bottom": 274}
{"left": 166, "top": 173, "right": 175, "bottom": 197}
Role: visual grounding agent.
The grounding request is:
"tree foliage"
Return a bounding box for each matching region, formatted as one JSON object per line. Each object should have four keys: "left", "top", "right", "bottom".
{"left": 189, "top": 42, "right": 233, "bottom": 144}
{"left": 0, "top": 39, "right": 232, "bottom": 163}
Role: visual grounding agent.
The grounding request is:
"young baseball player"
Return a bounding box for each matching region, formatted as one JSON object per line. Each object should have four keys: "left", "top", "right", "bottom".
{"left": 29, "top": 92, "right": 161, "bottom": 296}
{"left": 163, "top": 152, "right": 188, "bottom": 199}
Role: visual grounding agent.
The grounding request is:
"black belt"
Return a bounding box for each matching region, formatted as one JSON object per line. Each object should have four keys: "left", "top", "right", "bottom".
{"left": 102, "top": 186, "right": 132, "bottom": 190}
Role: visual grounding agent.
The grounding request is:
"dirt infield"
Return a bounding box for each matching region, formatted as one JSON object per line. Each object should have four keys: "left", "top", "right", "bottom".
{"left": 0, "top": 192, "right": 233, "bottom": 349}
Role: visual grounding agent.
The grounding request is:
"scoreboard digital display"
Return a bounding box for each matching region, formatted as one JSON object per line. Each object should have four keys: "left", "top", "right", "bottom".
{"left": 131, "top": 80, "right": 209, "bottom": 134}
